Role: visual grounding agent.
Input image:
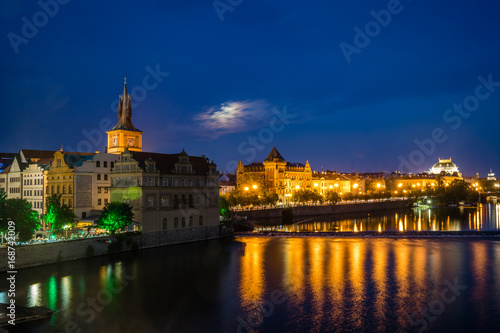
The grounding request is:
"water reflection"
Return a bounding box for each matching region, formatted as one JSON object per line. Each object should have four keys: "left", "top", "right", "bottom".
{"left": 255, "top": 203, "right": 500, "bottom": 232}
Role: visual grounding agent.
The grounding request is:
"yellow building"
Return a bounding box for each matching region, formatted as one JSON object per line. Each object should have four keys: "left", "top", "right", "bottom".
{"left": 106, "top": 78, "right": 143, "bottom": 154}
{"left": 237, "top": 147, "right": 312, "bottom": 204}
{"left": 312, "top": 172, "right": 365, "bottom": 195}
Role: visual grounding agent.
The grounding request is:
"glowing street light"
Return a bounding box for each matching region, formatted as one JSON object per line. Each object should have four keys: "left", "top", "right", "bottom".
{"left": 353, "top": 183, "right": 358, "bottom": 189}
{"left": 334, "top": 183, "right": 339, "bottom": 187}
{"left": 252, "top": 184, "right": 258, "bottom": 189}
{"left": 398, "top": 183, "right": 403, "bottom": 188}
{"left": 296, "top": 185, "right": 300, "bottom": 189}
{"left": 376, "top": 183, "right": 381, "bottom": 188}
{"left": 244, "top": 187, "right": 249, "bottom": 191}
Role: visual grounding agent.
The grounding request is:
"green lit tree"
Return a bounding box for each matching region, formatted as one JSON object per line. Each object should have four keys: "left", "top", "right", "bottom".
{"left": 45, "top": 194, "right": 77, "bottom": 233}
{"left": 220, "top": 195, "right": 230, "bottom": 218}
{"left": 98, "top": 202, "right": 134, "bottom": 234}
{"left": 0, "top": 198, "right": 40, "bottom": 242}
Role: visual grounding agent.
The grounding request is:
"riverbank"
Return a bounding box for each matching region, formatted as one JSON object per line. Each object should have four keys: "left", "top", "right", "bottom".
{"left": 236, "top": 230, "right": 500, "bottom": 238}
{"left": 0, "top": 225, "right": 231, "bottom": 272}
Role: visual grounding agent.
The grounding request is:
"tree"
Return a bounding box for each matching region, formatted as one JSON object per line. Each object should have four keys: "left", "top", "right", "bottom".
{"left": 325, "top": 190, "right": 340, "bottom": 204}
{"left": 220, "top": 195, "right": 230, "bottom": 218}
{"left": 292, "top": 189, "right": 323, "bottom": 204}
{"left": 45, "top": 194, "right": 77, "bottom": 233}
{"left": 442, "top": 179, "right": 474, "bottom": 204}
{"left": 0, "top": 198, "right": 40, "bottom": 242}
{"left": 98, "top": 202, "right": 134, "bottom": 234}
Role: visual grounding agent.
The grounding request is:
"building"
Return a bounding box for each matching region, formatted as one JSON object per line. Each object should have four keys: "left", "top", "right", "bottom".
{"left": 237, "top": 147, "right": 312, "bottom": 204}
{"left": 44, "top": 150, "right": 119, "bottom": 223}
{"left": 106, "top": 79, "right": 220, "bottom": 233}
{"left": 429, "top": 158, "right": 462, "bottom": 176}
{"left": 312, "top": 172, "right": 366, "bottom": 195}
{"left": 487, "top": 169, "right": 496, "bottom": 181}
{"left": 219, "top": 173, "right": 236, "bottom": 195}
{"left": 109, "top": 149, "right": 219, "bottom": 232}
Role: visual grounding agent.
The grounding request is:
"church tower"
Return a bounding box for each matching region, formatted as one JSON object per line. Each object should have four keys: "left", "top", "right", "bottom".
{"left": 106, "top": 78, "right": 143, "bottom": 154}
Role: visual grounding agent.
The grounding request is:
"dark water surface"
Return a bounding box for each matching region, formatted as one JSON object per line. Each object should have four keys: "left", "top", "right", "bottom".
{"left": 2, "top": 235, "right": 500, "bottom": 333}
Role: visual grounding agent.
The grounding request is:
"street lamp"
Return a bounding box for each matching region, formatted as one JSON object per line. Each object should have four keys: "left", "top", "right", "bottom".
{"left": 244, "top": 187, "right": 249, "bottom": 191}
{"left": 252, "top": 184, "right": 258, "bottom": 189}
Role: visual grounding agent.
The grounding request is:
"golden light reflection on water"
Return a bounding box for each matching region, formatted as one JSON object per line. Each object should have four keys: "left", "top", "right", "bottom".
{"left": 237, "top": 236, "right": 497, "bottom": 331}
{"left": 255, "top": 203, "right": 500, "bottom": 232}
{"left": 239, "top": 238, "right": 269, "bottom": 316}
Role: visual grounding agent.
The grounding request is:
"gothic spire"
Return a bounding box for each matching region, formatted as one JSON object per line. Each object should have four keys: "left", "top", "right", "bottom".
{"left": 111, "top": 77, "right": 141, "bottom": 131}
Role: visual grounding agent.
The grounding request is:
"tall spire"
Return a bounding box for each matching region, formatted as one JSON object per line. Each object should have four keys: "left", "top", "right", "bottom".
{"left": 111, "top": 76, "right": 140, "bottom": 131}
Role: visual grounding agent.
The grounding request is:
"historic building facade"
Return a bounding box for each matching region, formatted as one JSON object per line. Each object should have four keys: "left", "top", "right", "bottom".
{"left": 109, "top": 150, "right": 219, "bottom": 232}
{"left": 237, "top": 147, "right": 312, "bottom": 204}
{"left": 106, "top": 79, "right": 220, "bottom": 233}
{"left": 44, "top": 150, "right": 118, "bottom": 221}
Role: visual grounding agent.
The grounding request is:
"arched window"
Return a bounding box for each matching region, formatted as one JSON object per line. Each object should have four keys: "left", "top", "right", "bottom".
{"left": 181, "top": 194, "right": 187, "bottom": 205}
{"left": 69, "top": 185, "right": 72, "bottom": 194}
{"left": 63, "top": 185, "right": 66, "bottom": 194}
{"left": 46, "top": 185, "right": 49, "bottom": 194}
{"left": 174, "top": 217, "right": 178, "bottom": 229}
{"left": 181, "top": 217, "right": 186, "bottom": 228}
{"left": 189, "top": 194, "right": 194, "bottom": 208}
{"left": 162, "top": 218, "right": 167, "bottom": 230}
{"left": 174, "top": 194, "right": 179, "bottom": 208}
{"left": 51, "top": 186, "right": 54, "bottom": 194}
{"left": 189, "top": 216, "right": 193, "bottom": 228}
{"left": 57, "top": 185, "right": 60, "bottom": 194}
{"left": 199, "top": 216, "right": 203, "bottom": 226}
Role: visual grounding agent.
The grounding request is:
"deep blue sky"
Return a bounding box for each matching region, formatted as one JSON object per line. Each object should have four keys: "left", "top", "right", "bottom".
{"left": 1, "top": 0, "right": 500, "bottom": 176}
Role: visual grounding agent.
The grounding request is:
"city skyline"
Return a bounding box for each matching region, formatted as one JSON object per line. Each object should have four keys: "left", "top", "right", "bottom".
{"left": 1, "top": 0, "right": 500, "bottom": 176}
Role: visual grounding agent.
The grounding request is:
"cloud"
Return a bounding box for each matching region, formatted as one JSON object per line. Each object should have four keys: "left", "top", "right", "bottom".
{"left": 194, "top": 99, "right": 272, "bottom": 139}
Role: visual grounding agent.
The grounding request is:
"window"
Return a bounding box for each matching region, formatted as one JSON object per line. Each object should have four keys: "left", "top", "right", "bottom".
{"left": 46, "top": 185, "right": 49, "bottom": 194}
{"left": 57, "top": 185, "right": 60, "bottom": 194}
{"left": 98, "top": 187, "right": 102, "bottom": 194}
{"left": 181, "top": 217, "right": 186, "bottom": 228}
{"left": 189, "top": 194, "right": 194, "bottom": 208}
{"left": 174, "top": 218, "right": 178, "bottom": 229}
{"left": 147, "top": 196, "right": 154, "bottom": 207}
{"left": 148, "top": 178, "right": 152, "bottom": 186}
{"left": 162, "top": 218, "right": 167, "bottom": 230}
{"left": 52, "top": 186, "right": 54, "bottom": 194}
{"left": 174, "top": 195, "right": 179, "bottom": 208}
{"left": 96, "top": 161, "right": 100, "bottom": 167}
{"left": 69, "top": 185, "right": 72, "bottom": 194}
{"left": 57, "top": 159, "right": 61, "bottom": 167}
{"left": 104, "top": 174, "right": 108, "bottom": 181}
{"left": 161, "top": 196, "right": 169, "bottom": 207}
{"left": 104, "top": 188, "right": 108, "bottom": 194}
{"left": 104, "top": 161, "right": 108, "bottom": 168}
{"left": 97, "top": 174, "right": 101, "bottom": 180}
{"left": 68, "top": 199, "right": 72, "bottom": 207}
{"left": 199, "top": 216, "right": 203, "bottom": 226}
{"left": 104, "top": 198, "right": 108, "bottom": 205}
{"left": 98, "top": 199, "right": 102, "bottom": 205}
{"left": 63, "top": 185, "right": 66, "bottom": 194}
{"left": 189, "top": 216, "right": 193, "bottom": 228}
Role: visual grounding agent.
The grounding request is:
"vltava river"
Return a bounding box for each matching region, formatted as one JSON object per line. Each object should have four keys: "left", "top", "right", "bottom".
{"left": 2, "top": 235, "right": 500, "bottom": 332}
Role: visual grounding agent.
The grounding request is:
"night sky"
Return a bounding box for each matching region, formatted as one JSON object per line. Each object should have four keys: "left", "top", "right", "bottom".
{"left": 1, "top": 0, "right": 499, "bottom": 176}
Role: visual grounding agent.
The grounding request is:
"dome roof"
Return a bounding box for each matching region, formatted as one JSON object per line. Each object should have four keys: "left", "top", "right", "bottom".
{"left": 429, "top": 158, "right": 459, "bottom": 174}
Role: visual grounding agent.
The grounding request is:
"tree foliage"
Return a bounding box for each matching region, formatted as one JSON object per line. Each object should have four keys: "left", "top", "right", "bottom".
{"left": 0, "top": 196, "right": 40, "bottom": 242}
{"left": 292, "top": 189, "right": 323, "bottom": 204}
{"left": 98, "top": 202, "right": 134, "bottom": 234}
{"left": 45, "top": 194, "right": 77, "bottom": 233}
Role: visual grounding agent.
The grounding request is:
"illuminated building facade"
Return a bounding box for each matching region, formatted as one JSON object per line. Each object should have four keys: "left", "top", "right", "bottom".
{"left": 237, "top": 147, "right": 312, "bottom": 203}
{"left": 44, "top": 150, "right": 118, "bottom": 222}
{"left": 110, "top": 150, "right": 220, "bottom": 232}
{"left": 312, "top": 172, "right": 366, "bottom": 195}
{"left": 429, "top": 158, "right": 461, "bottom": 176}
